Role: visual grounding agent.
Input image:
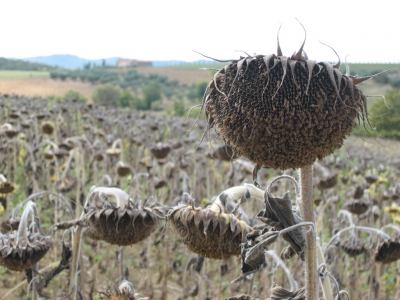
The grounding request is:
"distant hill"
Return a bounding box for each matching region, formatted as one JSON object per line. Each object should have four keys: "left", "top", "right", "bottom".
{"left": 23, "top": 55, "right": 121, "bottom": 69}
{"left": 10, "top": 54, "right": 222, "bottom": 70}
{"left": 0, "top": 57, "right": 57, "bottom": 71}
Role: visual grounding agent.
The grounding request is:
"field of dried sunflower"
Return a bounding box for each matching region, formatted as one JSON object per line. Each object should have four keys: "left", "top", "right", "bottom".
{"left": 1, "top": 54, "right": 400, "bottom": 300}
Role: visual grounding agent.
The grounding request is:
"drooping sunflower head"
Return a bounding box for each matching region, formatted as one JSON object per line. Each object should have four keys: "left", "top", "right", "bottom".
{"left": 0, "top": 201, "right": 53, "bottom": 271}
{"left": 0, "top": 174, "right": 15, "bottom": 194}
{"left": 168, "top": 186, "right": 255, "bottom": 260}
{"left": 54, "top": 174, "right": 77, "bottom": 193}
{"left": 84, "top": 186, "right": 166, "bottom": 246}
{"left": 373, "top": 235, "right": 400, "bottom": 264}
{"left": 198, "top": 23, "right": 377, "bottom": 170}
{"left": 41, "top": 121, "right": 55, "bottom": 135}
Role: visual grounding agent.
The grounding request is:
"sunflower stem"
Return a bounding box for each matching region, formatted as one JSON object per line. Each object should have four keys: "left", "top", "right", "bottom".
{"left": 298, "top": 165, "right": 318, "bottom": 300}
{"left": 16, "top": 201, "right": 38, "bottom": 247}
{"left": 69, "top": 226, "right": 83, "bottom": 300}
{"left": 31, "top": 263, "right": 39, "bottom": 300}
{"left": 317, "top": 238, "right": 334, "bottom": 300}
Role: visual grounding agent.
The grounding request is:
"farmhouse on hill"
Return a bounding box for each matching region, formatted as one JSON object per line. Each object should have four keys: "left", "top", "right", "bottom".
{"left": 116, "top": 59, "right": 152, "bottom": 67}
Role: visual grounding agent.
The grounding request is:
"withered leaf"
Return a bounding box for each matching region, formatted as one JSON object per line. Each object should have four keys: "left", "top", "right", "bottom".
{"left": 269, "top": 284, "right": 305, "bottom": 300}
{"left": 258, "top": 191, "right": 305, "bottom": 259}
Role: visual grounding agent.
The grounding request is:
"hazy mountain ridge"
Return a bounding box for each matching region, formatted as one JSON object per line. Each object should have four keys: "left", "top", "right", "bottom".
{"left": 23, "top": 55, "right": 120, "bottom": 69}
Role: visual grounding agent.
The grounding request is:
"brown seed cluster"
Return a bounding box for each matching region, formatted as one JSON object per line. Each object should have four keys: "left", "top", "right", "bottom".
{"left": 168, "top": 202, "right": 249, "bottom": 260}
{"left": 204, "top": 54, "right": 367, "bottom": 170}
{"left": 0, "top": 232, "right": 53, "bottom": 271}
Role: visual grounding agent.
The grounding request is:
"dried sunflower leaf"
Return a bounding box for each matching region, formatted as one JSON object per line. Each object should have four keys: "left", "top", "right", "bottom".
{"left": 229, "top": 215, "right": 238, "bottom": 233}
{"left": 193, "top": 211, "right": 203, "bottom": 229}
{"left": 245, "top": 231, "right": 279, "bottom": 266}
{"left": 270, "top": 284, "right": 305, "bottom": 300}
{"left": 180, "top": 207, "right": 192, "bottom": 229}
{"left": 117, "top": 208, "right": 127, "bottom": 221}
{"left": 201, "top": 209, "right": 214, "bottom": 233}
{"left": 217, "top": 215, "right": 229, "bottom": 237}
{"left": 95, "top": 208, "right": 107, "bottom": 220}
{"left": 263, "top": 192, "right": 305, "bottom": 257}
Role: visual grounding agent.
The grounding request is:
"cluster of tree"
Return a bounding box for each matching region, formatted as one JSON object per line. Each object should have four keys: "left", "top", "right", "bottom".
{"left": 91, "top": 82, "right": 163, "bottom": 111}
{"left": 46, "top": 89, "right": 88, "bottom": 104}
{"left": 363, "top": 70, "right": 400, "bottom": 88}
{"left": 0, "top": 57, "right": 57, "bottom": 71}
{"left": 50, "top": 68, "right": 184, "bottom": 97}
{"left": 354, "top": 89, "right": 400, "bottom": 140}
{"left": 50, "top": 67, "right": 177, "bottom": 86}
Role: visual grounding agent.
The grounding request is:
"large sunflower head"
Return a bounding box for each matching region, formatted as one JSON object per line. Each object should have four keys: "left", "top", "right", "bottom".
{"left": 199, "top": 23, "right": 377, "bottom": 170}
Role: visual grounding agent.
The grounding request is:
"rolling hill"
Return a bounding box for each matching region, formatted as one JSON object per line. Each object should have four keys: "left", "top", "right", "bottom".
{"left": 23, "top": 54, "right": 120, "bottom": 69}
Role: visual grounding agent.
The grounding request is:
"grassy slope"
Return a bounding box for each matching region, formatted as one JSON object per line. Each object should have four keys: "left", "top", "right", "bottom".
{"left": 0, "top": 70, "right": 49, "bottom": 78}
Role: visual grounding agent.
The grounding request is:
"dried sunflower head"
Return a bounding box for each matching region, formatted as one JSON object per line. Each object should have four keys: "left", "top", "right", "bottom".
{"left": 0, "top": 201, "right": 53, "bottom": 271}
{"left": 365, "top": 174, "right": 378, "bottom": 185}
{"left": 316, "top": 173, "right": 338, "bottom": 190}
{"left": 116, "top": 161, "right": 132, "bottom": 178}
{"left": 84, "top": 186, "right": 166, "bottom": 246}
{"left": 150, "top": 142, "right": 171, "bottom": 159}
{"left": 200, "top": 24, "right": 372, "bottom": 170}
{"left": 54, "top": 174, "right": 77, "bottom": 193}
{"left": 384, "top": 203, "right": 400, "bottom": 214}
{"left": 343, "top": 199, "right": 369, "bottom": 215}
{"left": 340, "top": 237, "right": 366, "bottom": 257}
{"left": 106, "top": 148, "right": 121, "bottom": 157}
{"left": 168, "top": 186, "right": 256, "bottom": 259}
{"left": 0, "top": 174, "right": 15, "bottom": 194}
{"left": 373, "top": 236, "right": 400, "bottom": 264}
{"left": 1, "top": 123, "right": 19, "bottom": 139}
{"left": 43, "top": 150, "right": 55, "bottom": 161}
{"left": 41, "top": 121, "right": 55, "bottom": 135}
{"left": 59, "top": 140, "right": 75, "bottom": 152}
{"left": 154, "top": 178, "right": 167, "bottom": 190}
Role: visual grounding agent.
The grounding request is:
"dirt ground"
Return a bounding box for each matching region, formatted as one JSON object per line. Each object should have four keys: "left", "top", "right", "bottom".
{"left": 0, "top": 77, "right": 97, "bottom": 100}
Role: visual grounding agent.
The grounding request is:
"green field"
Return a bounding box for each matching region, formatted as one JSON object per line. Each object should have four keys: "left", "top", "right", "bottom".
{"left": 0, "top": 70, "right": 49, "bottom": 78}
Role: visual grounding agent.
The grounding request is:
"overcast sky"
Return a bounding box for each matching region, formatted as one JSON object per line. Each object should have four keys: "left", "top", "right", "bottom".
{"left": 1, "top": 0, "right": 399, "bottom": 63}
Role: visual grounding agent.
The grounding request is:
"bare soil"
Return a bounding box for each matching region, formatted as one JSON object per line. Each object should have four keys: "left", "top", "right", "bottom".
{"left": 0, "top": 77, "right": 97, "bottom": 100}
